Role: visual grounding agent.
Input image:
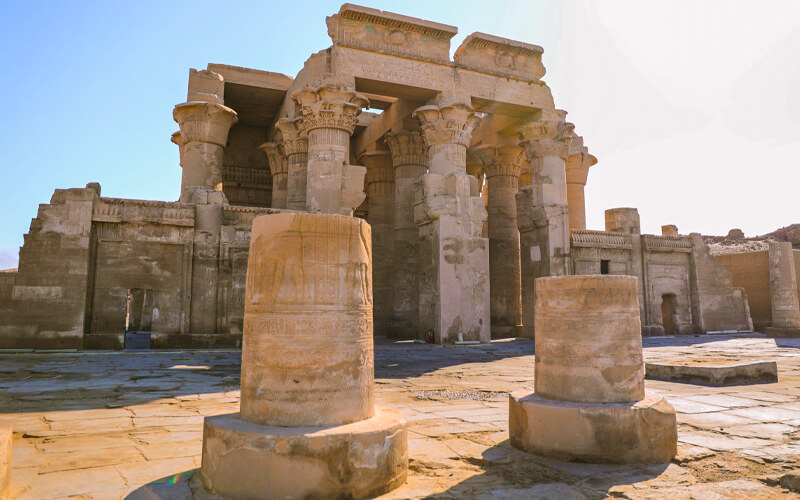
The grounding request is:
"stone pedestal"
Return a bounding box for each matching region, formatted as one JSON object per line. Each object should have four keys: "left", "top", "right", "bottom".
{"left": 475, "top": 144, "right": 523, "bottom": 338}
{"left": 260, "top": 142, "right": 288, "bottom": 209}
{"left": 413, "top": 97, "right": 490, "bottom": 344}
{"left": 385, "top": 131, "right": 427, "bottom": 338}
{"left": 275, "top": 117, "right": 309, "bottom": 211}
{"left": 362, "top": 151, "right": 395, "bottom": 337}
{"left": 292, "top": 76, "right": 368, "bottom": 215}
{"left": 173, "top": 101, "right": 238, "bottom": 203}
{"left": 509, "top": 275, "right": 677, "bottom": 464}
{"left": 200, "top": 213, "right": 407, "bottom": 499}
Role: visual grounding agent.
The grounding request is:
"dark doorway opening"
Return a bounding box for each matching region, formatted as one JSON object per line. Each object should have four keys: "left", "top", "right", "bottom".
{"left": 600, "top": 260, "right": 610, "bottom": 275}
{"left": 661, "top": 293, "right": 679, "bottom": 335}
{"left": 125, "top": 288, "right": 153, "bottom": 349}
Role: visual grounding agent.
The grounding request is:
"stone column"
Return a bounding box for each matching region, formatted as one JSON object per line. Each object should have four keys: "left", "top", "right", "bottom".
{"left": 292, "top": 76, "right": 369, "bottom": 215}
{"left": 259, "top": 142, "right": 288, "bottom": 209}
{"left": 190, "top": 190, "right": 225, "bottom": 334}
{"left": 516, "top": 113, "right": 572, "bottom": 338}
{"left": 385, "top": 131, "right": 427, "bottom": 338}
{"left": 767, "top": 241, "right": 800, "bottom": 336}
{"left": 200, "top": 213, "right": 407, "bottom": 498}
{"left": 509, "top": 275, "right": 677, "bottom": 464}
{"left": 565, "top": 140, "right": 597, "bottom": 231}
{"left": 413, "top": 96, "right": 490, "bottom": 343}
{"left": 361, "top": 150, "right": 395, "bottom": 336}
{"left": 173, "top": 101, "right": 238, "bottom": 203}
{"left": 275, "top": 117, "right": 309, "bottom": 211}
{"left": 474, "top": 144, "right": 524, "bottom": 338}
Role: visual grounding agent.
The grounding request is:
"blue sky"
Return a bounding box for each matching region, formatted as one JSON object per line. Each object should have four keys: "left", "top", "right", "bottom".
{"left": 1, "top": 1, "right": 799, "bottom": 269}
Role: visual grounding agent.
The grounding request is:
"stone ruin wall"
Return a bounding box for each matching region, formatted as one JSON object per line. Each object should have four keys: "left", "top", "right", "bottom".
{"left": 0, "top": 184, "right": 272, "bottom": 349}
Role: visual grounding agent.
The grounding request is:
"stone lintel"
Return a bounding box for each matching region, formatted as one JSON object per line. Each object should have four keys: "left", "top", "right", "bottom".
{"left": 328, "top": 4, "right": 457, "bottom": 64}
{"left": 207, "top": 63, "right": 293, "bottom": 91}
{"left": 455, "top": 32, "right": 546, "bottom": 82}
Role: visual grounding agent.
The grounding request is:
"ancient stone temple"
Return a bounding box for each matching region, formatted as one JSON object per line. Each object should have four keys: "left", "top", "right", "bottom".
{"left": 0, "top": 4, "right": 757, "bottom": 349}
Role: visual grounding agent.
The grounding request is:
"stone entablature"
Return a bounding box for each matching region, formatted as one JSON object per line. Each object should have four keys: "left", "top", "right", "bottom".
{"left": 570, "top": 229, "right": 633, "bottom": 250}
{"left": 327, "top": 4, "right": 457, "bottom": 64}
{"left": 643, "top": 234, "right": 693, "bottom": 253}
{"left": 454, "top": 32, "right": 545, "bottom": 82}
{"left": 92, "top": 198, "right": 195, "bottom": 227}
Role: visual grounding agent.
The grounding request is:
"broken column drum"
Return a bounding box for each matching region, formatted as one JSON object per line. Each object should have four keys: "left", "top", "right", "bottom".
{"left": 510, "top": 275, "right": 677, "bottom": 464}
{"left": 201, "top": 213, "right": 407, "bottom": 499}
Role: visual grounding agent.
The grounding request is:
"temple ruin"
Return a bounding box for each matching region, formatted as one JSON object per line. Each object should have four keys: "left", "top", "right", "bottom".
{"left": 0, "top": 3, "right": 783, "bottom": 350}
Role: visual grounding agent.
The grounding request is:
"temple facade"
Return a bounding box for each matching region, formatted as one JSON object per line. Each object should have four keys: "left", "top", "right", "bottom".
{"left": 0, "top": 4, "right": 768, "bottom": 349}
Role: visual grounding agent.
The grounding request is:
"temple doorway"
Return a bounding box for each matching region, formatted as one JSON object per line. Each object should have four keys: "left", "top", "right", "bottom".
{"left": 661, "top": 293, "right": 678, "bottom": 334}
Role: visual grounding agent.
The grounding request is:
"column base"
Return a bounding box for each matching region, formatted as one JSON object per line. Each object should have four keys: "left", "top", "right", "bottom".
{"left": 509, "top": 391, "right": 676, "bottom": 464}
{"left": 200, "top": 407, "right": 408, "bottom": 499}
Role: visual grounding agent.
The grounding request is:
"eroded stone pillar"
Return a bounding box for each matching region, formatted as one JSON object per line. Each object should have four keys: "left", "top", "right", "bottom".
{"left": 516, "top": 112, "right": 572, "bottom": 338}
{"left": 190, "top": 190, "right": 225, "bottom": 334}
{"left": 275, "top": 117, "right": 309, "bottom": 211}
{"left": 475, "top": 144, "right": 523, "bottom": 338}
{"left": 565, "top": 137, "right": 597, "bottom": 231}
{"left": 361, "top": 150, "right": 395, "bottom": 336}
{"left": 413, "top": 96, "right": 489, "bottom": 343}
{"left": 509, "top": 275, "right": 677, "bottom": 464}
{"left": 259, "top": 142, "right": 288, "bottom": 209}
{"left": 385, "top": 131, "right": 427, "bottom": 338}
{"left": 173, "top": 101, "right": 238, "bottom": 203}
{"left": 766, "top": 241, "right": 800, "bottom": 337}
{"left": 292, "top": 76, "right": 368, "bottom": 215}
{"left": 201, "top": 213, "right": 407, "bottom": 498}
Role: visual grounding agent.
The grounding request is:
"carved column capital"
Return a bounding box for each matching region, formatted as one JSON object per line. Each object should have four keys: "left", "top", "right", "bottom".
{"left": 517, "top": 111, "right": 572, "bottom": 160}
{"left": 259, "top": 142, "right": 288, "bottom": 176}
{"left": 275, "top": 117, "right": 308, "bottom": 156}
{"left": 473, "top": 144, "right": 524, "bottom": 179}
{"left": 413, "top": 99, "right": 481, "bottom": 148}
{"left": 291, "top": 78, "right": 369, "bottom": 134}
{"left": 173, "top": 101, "right": 238, "bottom": 146}
{"left": 565, "top": 151, "right": 597, "bottom": 185}
{"left": 384, "top": 130, "right": 427, "bottom": 168}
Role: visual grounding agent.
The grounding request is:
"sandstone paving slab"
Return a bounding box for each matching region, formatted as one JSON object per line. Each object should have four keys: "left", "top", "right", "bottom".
{"left": 17, "top": 464, "right": 128, "bottom": 500}
{"left": 682, "top": 393, "right": 766, "bottom": 408}
{"left": 678, "top": 410, "right": 761, "bottom": 428}
{"left": 37, "top": 444, "right": 144, "bottom": 473}
{"left": 728, "top": 406, "right": 800, "bottom": 423}
{"left": 662, "top": 397, "right": 728, "bottom": 414}
{"left": 679, "top": 431, "right": 774, "bottom": 452}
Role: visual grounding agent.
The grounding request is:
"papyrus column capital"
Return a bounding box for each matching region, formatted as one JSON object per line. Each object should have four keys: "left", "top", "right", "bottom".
{"left": 384, "top": 130, "right": 427, "bottom": 169}
{"left": 292, "top": 77, "right": 369, "bottom": 134}
{"left": 275, "top": 117, "right": 309, "bottom": 156}
{"left": 173, "top": 101, "right": 238, "bottom": 146}
{"left": 518, "top": 110, "right": 572, "bottom": 160}
{"left": 473, "top": 144, "right": 524, "bottom": 179}
{"left": 413, "top": 98, "right": 480, "bottom": 148}
{"left": 259, "top": 142, "right": 288, "bottom": 176}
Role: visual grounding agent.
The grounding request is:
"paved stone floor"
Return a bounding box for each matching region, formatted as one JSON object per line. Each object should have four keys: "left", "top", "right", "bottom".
{"left": 1, "top": 334, "right": 799, "bottom": 499}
